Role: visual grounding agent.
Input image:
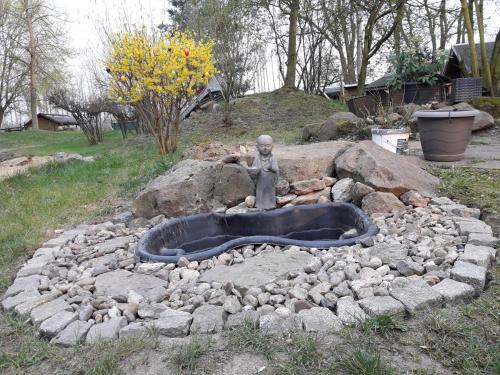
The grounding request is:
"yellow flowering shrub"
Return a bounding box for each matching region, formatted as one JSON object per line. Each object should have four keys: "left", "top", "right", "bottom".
{"left": 106, "top": 30, "right": 216, "bottom": 154}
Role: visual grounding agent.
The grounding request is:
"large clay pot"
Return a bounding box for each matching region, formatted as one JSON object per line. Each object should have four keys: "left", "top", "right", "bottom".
{"left": 414, "top": 109, "right": 479, "bottom": 161}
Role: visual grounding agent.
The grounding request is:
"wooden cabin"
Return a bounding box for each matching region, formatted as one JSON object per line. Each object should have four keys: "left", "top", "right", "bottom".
{"left": 24, "top": 113, "right": 78, "bottom": 131}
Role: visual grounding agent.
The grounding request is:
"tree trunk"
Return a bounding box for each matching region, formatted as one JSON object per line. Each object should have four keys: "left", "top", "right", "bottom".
{"left": 456, "top": 12, "right": 462, "bottom": 44}
{"left": 491, "top": 30, "right": 500, "bottom": 96}
{"left": 283, "top": 0, "right": 299, "bottom": 89}
{"left": 26, "top": 0, "right": 39, "bottom": 130}
{"left": 474, "top": 0, "right": 492, "bottom": 91}
{"left": 393, "top": 0, "right": 405, "bottom": 58}
{"left": 439, "top": 0, "right": 447, "bottom": 49}
{"left": 461, "top": 0, "right": 479, "bottom": 77}
{"left": 0, "top": 109, "right": 4, "bottom": 129}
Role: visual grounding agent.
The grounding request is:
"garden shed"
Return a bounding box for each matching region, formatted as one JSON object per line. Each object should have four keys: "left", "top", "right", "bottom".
{"left": 443, "top": 42, "right": 495, "bottom": 80}
{"left": 24, "top": 113, "right": 78, "bottom": 131}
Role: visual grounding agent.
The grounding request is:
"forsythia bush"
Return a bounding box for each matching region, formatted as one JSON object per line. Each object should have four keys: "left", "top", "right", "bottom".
{"left": 107, "top": 30, "right": 216, "bottom": 154}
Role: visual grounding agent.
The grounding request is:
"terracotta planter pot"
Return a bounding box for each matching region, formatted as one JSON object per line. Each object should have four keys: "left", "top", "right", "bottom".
{"left": 414, "top": 110, "right": 479, "bottom": 161}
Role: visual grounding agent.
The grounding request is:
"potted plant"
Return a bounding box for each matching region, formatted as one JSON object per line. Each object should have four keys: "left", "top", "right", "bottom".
{"left": 388, "top": 48, "right": 448, "bottom": 105}
{"left": 414, "top": 108, "right": 479, "bottom": 161}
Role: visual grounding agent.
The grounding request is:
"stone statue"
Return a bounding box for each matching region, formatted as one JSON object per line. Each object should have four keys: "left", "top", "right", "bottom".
{"left": 246, "top": 135, "right": 279, "bottom": 210}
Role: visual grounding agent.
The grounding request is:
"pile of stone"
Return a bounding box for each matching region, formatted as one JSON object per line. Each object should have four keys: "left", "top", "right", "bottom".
{"left": 2, "top": 194, "right": 496, "bottom": 347}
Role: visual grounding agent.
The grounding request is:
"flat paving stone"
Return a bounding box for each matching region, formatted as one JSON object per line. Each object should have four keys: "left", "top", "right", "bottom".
{"left": 453, "top": 217, "right": 493, "bottom": 236}
{"left": 96, "top": 236, "right": 134, "bottom": 253}
{"left": 390, "top": 282, "right": 443, "bottom": 315}
{"left": 225, "top": 310, "right": 260, "bottom": 329}
{"left": 431, "top": 278, "right": 475, "bottom": 305}
{"left": 298, "top": 307, "right": 343, "bottom": 332}
{"left": 190, "top": 305, "right": 226, "bottom": 334}
{"left": 31, "top": 297, "right": 72, "bottom": 326}
{"left": 86, "top": 317, "right": 127, "bottom": 343}
{"left": 336, "top": 297, "right": 368, "bottom": 324}
{"left": 467, "top": 233, "right": 498, "bottom": 247}
{"left": 4, "top": 275, "right": 48, "bottom": 298}
{"left": 14, "top": 291, "right": 62, "bottom": 318}
{"left": 199, "top": 249, "right": 313, "bottom": 293}
{"left": 459, "top": 244, "right": 496, "bottom": 268}
{"left": 369, "top": 244, "right": 408, "bottom": 263}
{"left": 1, "top": 288, "right": 41, "bottom": 311}
{"left": 358, "top": 296, "right": 406, "bottom": 316}
{"left": 450, "top": 261, "right": 487, "bottom": 296}
{"left": 259, "top": 313, "right": 303, "bottom": 333}
{"left": 39, "top": 310, "right": 78, "bottom": 338}
{"left": 119, "top": 322, "right": 149, "bottom": 338}
{"left": 51, "top": 321, "right": 92, "bottom": 347}
{"left": 94, "top": 269, "right": 168, "bottom": 302}
{"left": 152, "top": 310, "right": 192, "bottom": 337}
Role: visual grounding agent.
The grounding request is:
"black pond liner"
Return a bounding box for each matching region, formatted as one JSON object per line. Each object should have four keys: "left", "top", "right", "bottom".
{"left": 136, "top": 202, "right": 379, "bottom": 263}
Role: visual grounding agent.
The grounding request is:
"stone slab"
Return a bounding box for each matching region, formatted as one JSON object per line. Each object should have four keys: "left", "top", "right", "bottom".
{"left": 467, "top": 233, "right": 498, "bottom": 247}
{"left": 31, "top": 297, "right": 72, "bottom": 326}
{"left": 1, "top": 288, "right": 41, "bottom": 311}
{"left": 259, "top": 313, "right": 303, "bottom": 333}
{"left": 225, "top": 310, "right": 260, "bottom": 329}
{"left": 190, "top": 305, "right": 226, "bottom": 334}
{"left": 450, "top": 261, "right": 487, "bottom": 296}
{"left": 358, "top": 296, "right": 406, "bottom": 316}
{"left": 51, "top": 320, "right": 92, "bottom": 347}
{"left": 119, "top": 322, "right": 149, "bottom": 338}
{"left": 199, "top": 249, "right": 314, "bottom": 293}
{"left": 431, "top": 278, "right": 475, "bottom": 305}
{"left": 152, "top": 310, "right": 192, "bottom": 337}
{"left": 4, "top": 275, "right": 48, "bottom": 298}
{"left": 38, "top": 310, "right": 78, "bottom": 338}
{"left": 453, "top": 217, "right": 493, "bottom": 236}
{"left": 298, "top": 307, "right": 343, "bottom": 332}
{"left": 86, "top": 317, "right": 127, "bottom": 343}
{"left": 336, "top": 297, "right": 368, "bottom": 324}
{"left": 94, "top": 269, "right": 168, "bottom": 302}
{"left": 369, "top": 244, "right": 408, "bottom": 264}
{"left": 14, "top": 291, "right": 62, "bottom": 318}
{"left": 459, "top": 244, "right": 496, "bottom": 268}
{"left": 390, "top": 282, "right": 443, "bottom": 315}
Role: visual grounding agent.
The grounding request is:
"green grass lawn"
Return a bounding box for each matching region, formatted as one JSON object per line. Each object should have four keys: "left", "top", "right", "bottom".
{"left": 0, "top": 130, "right": 182, "bottom": 291}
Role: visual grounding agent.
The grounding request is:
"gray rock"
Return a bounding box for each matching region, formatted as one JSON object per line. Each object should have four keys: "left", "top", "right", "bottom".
{"left": 450, "top": 261, "right": 487, "bottom": 296}
{"left": 399, "top": 191, "right": 428, "bottom": 207}
{"left": 30, "top": 297, "right": 72, "bottom": 326}
{"left": 440, "top": 204, "right": 480, "bottom": 218}
{"left": 467, "top": 233, "right": 498, "bottom": 247}
{"left": 94, "top": 269, "right": 167, "bottom": 303}
{"left": 298, "top": 307, "right": 343, "bottom": 332}
{"left": 153, "top": 310, "right": 192, "bottom": 337}
{"left": 331, "top": 178, "right": 354, "bottom": 202}
{"left": 97, "top": 236, "right": 133, "bottom": 253}
{"left": 190, "top": 305, "right": 226, "bottom": 334}
{"left": 351, "top": 182, "right": 375, "bottom": 206}
{"left": 225, "top": 310, "right": 260, "bottom": 329}
{"left": 458, "top": 244, "right": 495, "bottom": 268}
{"left": 4, "top": 275, "right": 49, "bottom": 298}
{"left": 305, "top": 112, "right": 362, "bottom": 141}
{"left": 86, "top": 317, "right": 127, "bottom": 343}
{"left": 304, "top": 257, "right": 322, "bottom": 273}
{"left": 431, "top": 278, "right": 475, "bottom": 305}
{"left": 358, "top": 296, "right": 405, "bottom": 316}
{"left": 137, "top": 303, "right": 168, "bottom": 319}
{"left": 259, "top": 313, "right": 303, "bottom": 333}
{"left": 214, "top": 164, "right": 255, "bottom": 206}
{"left": 79, "top": 304, "right": 94, "bottom": 321}
{"left": 223, "top": 295, "right": 242, "bottom": 314}
{"left": 390, "top": 282, "right": 443, "bottom": 315}
{"left": 396, "top": 260, "right": 424, "bottom": 276}
{"left": 1, "top": 288, "right": 41, "bottom": 311}
{"left": 39, "top": 310, "right": 78, "bottom": 338}
{"left": 336, "top": 297, "right": 367, "bottom": 324}
{"left": 119, "top": 322, "right": 148, "bottom": 338}
{"left": 370, "top": 244, "right": 408, "bottom": 263}
{"left": 362, "top": 192, "right": 406, "bottom": 215}
{"left": 199, "top": 248, "right": 313, "bottom": 294}
{"left": 471, "top": 110, "right": 494, "bottom": 131}
{"left": 291, "top": 179, "right": 326, "bottom": 195}
{"left": 14, "top": 291, "right": 61, "bottom": 318}
{"left": 51, "top": 321, "right": 92, "bottom": 347}
{"left": 453, "top": 217, "right": 492, "bottom": 236}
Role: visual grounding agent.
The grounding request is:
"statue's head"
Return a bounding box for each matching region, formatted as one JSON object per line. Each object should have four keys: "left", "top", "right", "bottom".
{"left": 256, "top": 134, "right": 273, "bottom": 156}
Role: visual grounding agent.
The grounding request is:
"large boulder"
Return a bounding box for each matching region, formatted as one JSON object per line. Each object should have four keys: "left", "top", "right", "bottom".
{"left": 453, "top": 102, "right": 495, "bottom": 132}
{"left": 133, "top": 159, "right": 220, "bottom": 218}
{"left": 272, "top": 141, "right": 353, "bottom": 182}
{"left": 361, "top": 192, "right": 406, "bottom": 215}
{"left": 305, "top": 112, "right": 364, "bottom": 141}
{"left": 214, "top": 164, "right": 254, "bottom": 206}
{"left": 335, "top": 141, "right": 439, "bottom": 197}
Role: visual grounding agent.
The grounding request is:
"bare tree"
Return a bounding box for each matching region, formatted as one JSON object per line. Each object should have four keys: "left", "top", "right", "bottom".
{"left": 17, "top": 0, "right": 69, "bottom": 130}
{"left": 0, "top": 0, "right": 28, "bottom": 128}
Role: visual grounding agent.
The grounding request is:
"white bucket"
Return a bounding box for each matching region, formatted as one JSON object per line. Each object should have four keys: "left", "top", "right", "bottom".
{"left": 371, "top": 128, "right": 411, "bottom": 154}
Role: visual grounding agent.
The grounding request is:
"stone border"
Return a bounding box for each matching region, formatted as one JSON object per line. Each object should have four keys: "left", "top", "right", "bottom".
{"left": 1, "top": 195, "right": 497, "bottom": 347}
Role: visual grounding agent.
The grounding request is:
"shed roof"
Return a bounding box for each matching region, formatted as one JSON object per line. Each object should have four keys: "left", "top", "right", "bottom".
{"left": 448, "top": 42, "right": 494, "bottom": 75}
{"left": 38, "top": 113, "right": 78, "bottom": 125}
